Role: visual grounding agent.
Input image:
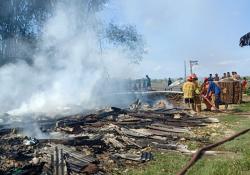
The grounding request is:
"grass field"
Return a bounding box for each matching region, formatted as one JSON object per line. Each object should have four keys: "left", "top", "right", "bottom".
{"left": 118, "top": 101, "right": 250, "bottom": 175}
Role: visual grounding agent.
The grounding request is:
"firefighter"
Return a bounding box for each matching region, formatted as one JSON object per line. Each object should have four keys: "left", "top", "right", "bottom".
{"left": 192, "top": 74, "right": 201, "bottom": 113}
{"left": 182, "top": 76, "right": 195, "bottom": 111}
{"left": 201, "top": 78, "right": 212, "bottom": 111}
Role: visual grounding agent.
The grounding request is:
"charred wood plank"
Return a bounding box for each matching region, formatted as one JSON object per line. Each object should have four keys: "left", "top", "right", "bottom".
{"left": 0, "top": 128, "right": 14, "bottom": 135}
{"left": 128, "top": 113, "right": 166, "bottom": 120}
{"left": 163, "top": 121, "right": 206, "bottom": 127}
{"left": 151, "top": 123, "right": 189, "bottom": 131}
{"left": 146, "top": 125, "right": 189, "bottom": 133}
{"left": 39, "top": 135, "right": 105, "bottom": 146}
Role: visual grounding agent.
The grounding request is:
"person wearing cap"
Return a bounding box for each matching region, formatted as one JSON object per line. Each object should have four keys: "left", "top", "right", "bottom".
{"left": 192, "top": 74, "right": 201, "bottom": 113}
{"left": 182, "top": 76, "right": 195, "bottom": 110}
{"left": 201, "top": 78, "right": 212, "bottom": 111}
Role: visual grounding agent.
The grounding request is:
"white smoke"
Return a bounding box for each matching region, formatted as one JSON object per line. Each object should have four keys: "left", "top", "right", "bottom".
{"left": 0, "top": 1, "right": 137, "bottom": 116}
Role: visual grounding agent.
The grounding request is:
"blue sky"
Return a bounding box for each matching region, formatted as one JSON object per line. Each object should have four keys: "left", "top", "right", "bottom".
{"left": 102, "top": 0, "right": 250, "bottom": 78}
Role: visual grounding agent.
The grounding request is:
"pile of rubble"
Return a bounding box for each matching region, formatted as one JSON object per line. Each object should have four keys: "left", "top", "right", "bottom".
{"left": 0, "top": 101, "right": 219, "bottom": 174}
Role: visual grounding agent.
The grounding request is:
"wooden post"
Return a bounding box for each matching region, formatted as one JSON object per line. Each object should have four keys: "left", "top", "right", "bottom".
{"left": 184, "top": 60, "right": 187, "bottom": 80}
{"left": 51, "top": 154, "right": 54, "bottom": 174}
{"left": 189, "top": 60, "right": 193, "bottom": 75}
{"left": 55, "top": 146, "right": 59, "bottom": 175}
{"left": 60, "top": 149, "right": 64, "bottom": 175}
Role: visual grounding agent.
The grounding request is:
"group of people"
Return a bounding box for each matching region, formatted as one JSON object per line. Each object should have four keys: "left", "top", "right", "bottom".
{"left": 208, "top": 72, "right": 248, "bottom": 93}
{"left": 182, "top": 74, "right": 203, "bottom": 112}
{"left": 209, "top": 71, "right": 241, "bottom": 81}
{"left": 182, "top": 72, "right": 248, "bottom": 112}
{"left": 131, "top": 75, "right": 152, "bottom": 91}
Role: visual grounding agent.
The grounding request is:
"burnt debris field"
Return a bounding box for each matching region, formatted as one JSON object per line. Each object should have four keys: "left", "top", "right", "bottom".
{"left": 0, "top": 98, "right": 219, "bottom": 175}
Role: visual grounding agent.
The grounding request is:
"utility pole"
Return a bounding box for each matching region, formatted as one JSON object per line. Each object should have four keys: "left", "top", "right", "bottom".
{"left": 189, "top": 60, "right": 193, "bottom": 74}
{"left": 184, "top": 61, "right": 187, "bottom": 80}
{"left": 189, "top": 60, "right": 198, "bottom": 75}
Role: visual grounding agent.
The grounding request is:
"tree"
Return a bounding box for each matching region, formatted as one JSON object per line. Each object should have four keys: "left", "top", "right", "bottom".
{"left": 0, "top": 0, "right": 54, "bottom": 65}
{"left": 106, "top": 23, "right": 146, "bottom": 63}
{"left": 0, "top": 0, "right": 145, "bottom": 65}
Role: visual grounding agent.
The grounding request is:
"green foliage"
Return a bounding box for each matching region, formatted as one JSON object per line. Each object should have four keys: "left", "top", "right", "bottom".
{"left": 0, "top": 0, "right": 53, "bottom": 39}
{"left": 246, "top": 87, "right": 250, "bottom": 96}
{"left": 0, "top": 0, "right": 109, "bottom": 40}
{"left": 106, "top": 23, "right": 146, "bottom": 63}
{"left": 0, "top": 0, "right": 146, "bottom": 66}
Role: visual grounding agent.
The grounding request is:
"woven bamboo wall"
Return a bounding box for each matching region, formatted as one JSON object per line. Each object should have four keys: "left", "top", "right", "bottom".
{"left": 218, "top": 81, "right": 242, "bottom": 104}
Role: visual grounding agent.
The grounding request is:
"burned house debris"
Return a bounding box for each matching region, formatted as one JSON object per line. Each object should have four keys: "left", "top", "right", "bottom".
{"left": 0, "top": 99, "right": 219, "bottom": 175}
{"left": 1, "top": 1, "right": 250, "bottom": 175}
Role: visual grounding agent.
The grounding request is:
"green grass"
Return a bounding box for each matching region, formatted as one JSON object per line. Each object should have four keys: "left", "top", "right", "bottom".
{"left": 120, "top": 152, "right": 188, "bottom": 175}
{"left": 118, "top": 102, "right": 250, "bottom": 175}
{"left": 232, "top": 102, "right": 250, "bottom": 113}
{"left": 187, "top": 156, "right": 250, "bottom": 175}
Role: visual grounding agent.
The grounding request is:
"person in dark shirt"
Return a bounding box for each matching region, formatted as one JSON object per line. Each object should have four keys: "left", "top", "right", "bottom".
{"left": 206, "top": 80, "right": 221, "bottom": 109}
{"left": 208, "top": 74, "right": 213, "bottom": 81}
{"left": 168, "top": 78, "right": 172, "bottom": 86}
{"left": 146, "top": 75, "right": 151, "bottom": 90}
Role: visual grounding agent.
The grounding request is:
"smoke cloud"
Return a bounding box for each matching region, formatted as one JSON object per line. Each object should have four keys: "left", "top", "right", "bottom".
{"left": 0, "top": 1, "right": 138, "bottom": 117}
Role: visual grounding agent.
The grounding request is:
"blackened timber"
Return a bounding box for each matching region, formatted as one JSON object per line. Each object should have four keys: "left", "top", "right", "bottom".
{"left": 55, "top": 146, "right": 59, "bottom": 175}
{"left": 128, "top": 112, "right": 166, "bottom": 120}
{"left": 0, "top": 128, "right": 14, "bottom": 135}
{"left": 146, "top": 129, "right": 182, "bottom": 137}
{"left": 120, "top": 128, "right": 149, "bottom": 138}
{"left": 39, "top": 135, "right": 105, "bottom": 146}
{"left": 51, "top": 154, "right": 54, "bottom": 174}
{"left": 60, "top": 149, "right": 64, "bottom": 175}
{"left": 151, "top": 142, "right": 177, "bottom": 150}
{"left": 151, "top": 123, "right": 189, "bottom": 132}
{"left": 95, "top": 110, "right": 127, "bottom": 120}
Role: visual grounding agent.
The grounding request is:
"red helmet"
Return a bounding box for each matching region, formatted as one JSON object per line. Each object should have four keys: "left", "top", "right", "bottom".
{"left": 187, "top": 76, "right": 193, "bottom": 81}
{"left": 204, "top": 77, "right": 208, "bottom": 82}
{"left": 191, "top": 73, "right": 197, "bottom": 79}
